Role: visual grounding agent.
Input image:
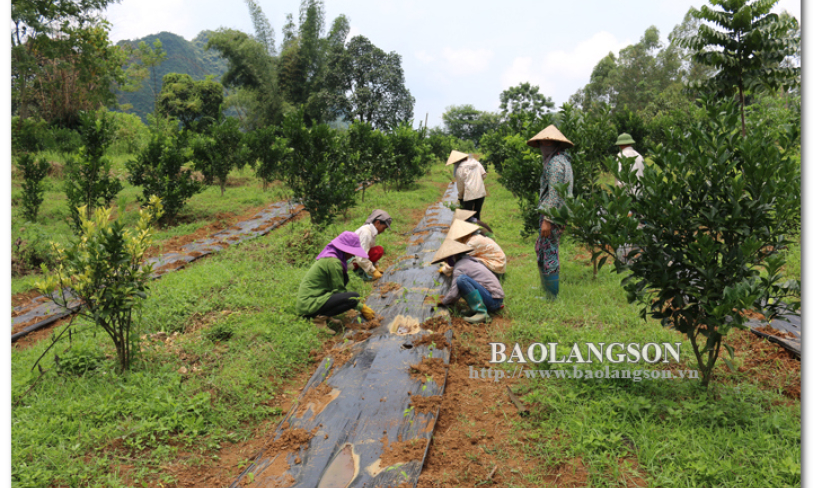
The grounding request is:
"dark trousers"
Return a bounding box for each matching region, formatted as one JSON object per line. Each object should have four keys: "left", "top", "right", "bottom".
{"left": 461, "top": 197, "right": 485, "bottom": 220}
{"left": 307, "top": 292, "right": 360, "bottom": 318}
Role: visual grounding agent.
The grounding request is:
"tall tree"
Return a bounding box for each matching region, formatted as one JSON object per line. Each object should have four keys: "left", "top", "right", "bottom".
{"left": 12, "top": 0, "right": 124, "bottom": 123}
{"left": 244, "top": 0, "right": 276, "bottom": 56}
{"left": 441, "top": 105, "right": 500, "bottom": 145}
{"left": 499, "top": 82, "right": 554, "bottom": 121}
{"left": 678, "top": 0, "right": 800, "bottom": 136}
{"left": 322, "top": 35, "right": 415, "bottom": 130}
{"left": 206, "top": 28, "right": 283, "bottom": 128}
{"left": 156, "top": 73, "right": 224, "bottom": 131}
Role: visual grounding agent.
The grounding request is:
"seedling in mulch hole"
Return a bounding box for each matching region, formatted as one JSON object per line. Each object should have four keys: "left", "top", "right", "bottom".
{"left": 247, "top": 472, "right": 254, "bottom": 483}
{"left": 403, "top": 406, "right": 414, "bottom": 418}
{"left": 357, "top": 316, "right": 362, "bottom": 324}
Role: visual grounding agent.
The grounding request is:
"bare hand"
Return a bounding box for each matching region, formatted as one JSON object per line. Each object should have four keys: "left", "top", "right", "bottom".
{"left": 540, "top": 219, "right": 552, "bottom": 238}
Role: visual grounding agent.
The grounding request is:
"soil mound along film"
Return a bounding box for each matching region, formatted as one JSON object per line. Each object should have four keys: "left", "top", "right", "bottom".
{"left": 230, "top": 184, "right": 459, "bottom": 488}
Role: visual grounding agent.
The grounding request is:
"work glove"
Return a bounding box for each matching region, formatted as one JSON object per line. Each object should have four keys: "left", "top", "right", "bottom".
{"left": 360, "top": 304, "right": 376, "bottom": 321}
{"left": 372, "top": 269, "right": 383, "bottom": 280}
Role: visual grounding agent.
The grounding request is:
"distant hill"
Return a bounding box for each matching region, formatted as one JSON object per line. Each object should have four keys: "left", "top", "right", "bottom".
{"left": 115, "top": 31, "right": 229, "bottom": 123}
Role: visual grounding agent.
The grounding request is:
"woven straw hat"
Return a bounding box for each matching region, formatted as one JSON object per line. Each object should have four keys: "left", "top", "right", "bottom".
{"left": 446, "top": 150, "right": 469, "bottom": 166}
{"left": 431, "top": 238, "right": 473, "bottom": 264}
{"left": 453, "top": 209, "right": 477, "bottom": 221}
{"left": 526, "top": 125, "right": 574, "bottom": 149}
{"left": 447, "top": 219, "right": 480, "bottom": 242}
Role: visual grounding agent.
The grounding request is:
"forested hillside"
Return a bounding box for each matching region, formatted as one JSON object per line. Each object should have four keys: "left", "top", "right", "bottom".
{"left": 115, "top": 31, "right": 228, "bottom": 122}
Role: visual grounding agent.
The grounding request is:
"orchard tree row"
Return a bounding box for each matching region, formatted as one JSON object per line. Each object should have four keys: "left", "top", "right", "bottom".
{"left": 462, "top": 0, "right": 800, "bottom": 387}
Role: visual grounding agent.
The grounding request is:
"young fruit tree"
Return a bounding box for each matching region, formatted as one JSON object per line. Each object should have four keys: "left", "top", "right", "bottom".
{"left": 126, "top": 116, "right": 204, "bottom": 224}
{"left": 36, "top": 197, "right": 164, "bottom": 373}
{"left": 346, "top": 121, "right": 388, "bottom": 201}
{"left": 16, "top": 153, "right": 50, "bottom": 222}
{"left": 63, "top": 111, "right": 123, "bottom": 229}
{"left": 381, "top": 122, "right": 433, "bottom": 191}
{"left": 279, "top": 109, "right": 357, "bottom": 227}
{"left": 191, "top": 115, "right": 251, "bottom": 196}
{"left": 547, "top": 97, "right": 800, "bottom": 386}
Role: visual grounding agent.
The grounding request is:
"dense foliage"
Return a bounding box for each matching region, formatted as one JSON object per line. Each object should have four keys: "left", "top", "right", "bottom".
{"left": 63, "top": 112, "right": 123, "bottom": 228}
{"left": 37, "top": 197, "right": 164, "bottom": 372}
{"left": 16, "top": 153, "right": 51, "bottom": 222}
{"left": 126, "top": 117, "right": 204, "bottom": 223}
{"left": 678, "top": 0, "right": 800, "bottom": 136}
{"left": 279, "top": 110, "right": 358, "bottom": 227}
{"left": 547, "top": 98, "right": 801, "bottom": 386}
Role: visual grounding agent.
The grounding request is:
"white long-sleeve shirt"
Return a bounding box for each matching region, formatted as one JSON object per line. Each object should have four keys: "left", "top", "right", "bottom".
{"left": 616, "top": 146, "right": 645, "bottom": 196}
{"left": 353, "top": 223, "right": 379, "bottom": 275}
{"left": 456, "top": 158, "right": 487, "bottom": 201}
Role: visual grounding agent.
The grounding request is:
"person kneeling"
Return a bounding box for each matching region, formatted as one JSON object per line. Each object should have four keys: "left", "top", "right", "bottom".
{"left": 432, "top": 238, "right": 504, "bottom": 324}
{"left": 296, "top": 231, "right": 376, "bottom": 333}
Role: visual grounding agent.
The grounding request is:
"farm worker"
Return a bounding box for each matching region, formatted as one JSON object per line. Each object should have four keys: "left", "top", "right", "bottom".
{"left": 351, "top": 209, "right": 392, "bottom": 281}
{"left": 453, "top": 208, "right": 495, "bottom": 238}
{"left": 432, "top": 225, "right": 504, "bottom": 324}
{"left": 447, "top": 150, "right": 487, "bottom": 220}
{"left": 614, "top": 133, "right": 645, "bottom": 196}
{"left": 526, "top": 125, "right": 574, "bottom": 300}
{"left": 296, "top": 231, "right": 377, "bottom": 331}
{"left": 449, "top": 218, "right": 507, "bottom": 276}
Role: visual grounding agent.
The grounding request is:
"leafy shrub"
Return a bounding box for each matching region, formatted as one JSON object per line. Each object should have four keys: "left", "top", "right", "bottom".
{"left": 127, "top": 118, "right": 203, "bottom": 224}
{"left": 37, "top": 197, "right": 164, "bottom": 372}
{"left": 11, "top": 117, "right": 48, "bottom": 154}
{"left": 279, "top": 109, "right": 357, "bottom": 227}
{"left": 381, "top": 122, "right": 433, "bottom": 190}
{"left": 346, "top": 121, "right": 388, "bottom": 201}
{"left": 55, "top": 342, "right": 106, "bottom": 376}
{"left": 425, "top": 128, "right": 476, "bottom": 163}
{"left": 107, "top": 111, "right": 150, "bottom": 155}
{"left": 63, "top": 111, "right": 123, "bottom": 229}
{"left": 16, "top": 153, "right": 50, "bottom": 222}
{"left": 191, "top": 115, "right": 251, "bottom": 196}
{"left": 549, "top": 97, "right": 801, "bottom": 386}
{"left": 12, "top": 225, "right": 59, "bottom": 277}
{"left": 244, "top": 125, "right": 290, "bottom": 190}
{"left": 47, "top": 126, "right": 83, "bottom": 154}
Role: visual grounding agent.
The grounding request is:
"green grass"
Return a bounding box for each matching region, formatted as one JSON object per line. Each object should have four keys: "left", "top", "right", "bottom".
{"left": 10, "top": 159, "right": 452, "bottom": 487}
{"left": 10, "top": 157, "right": 800, "bottom": 487}
{"left": 11, "top": 156, "right": 291, "bottom": 294}
{"left": 482, "top": 175, "right": 800, "bottom": 487}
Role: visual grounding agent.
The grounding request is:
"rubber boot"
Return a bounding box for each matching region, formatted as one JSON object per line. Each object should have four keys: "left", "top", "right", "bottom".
{"left": 543, "top": 273, "right": 559, "bottom": 300}
{"left": 462, "top": 290, "right": 490, "bottom": 324}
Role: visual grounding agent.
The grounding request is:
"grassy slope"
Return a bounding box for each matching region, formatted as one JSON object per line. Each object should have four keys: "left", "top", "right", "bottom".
{"left": 483, "top": 175, "right": 801, "bottom": 487}
{"left": 10, "top": 162, "right": 453, "bottom": 487}
{"left": 10, "top": 160, "right": 800, "bottom": 487}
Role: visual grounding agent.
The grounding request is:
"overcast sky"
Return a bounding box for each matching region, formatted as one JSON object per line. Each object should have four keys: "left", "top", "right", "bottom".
{"left": 103, "top": 0, "right": 801, "bottom": 128}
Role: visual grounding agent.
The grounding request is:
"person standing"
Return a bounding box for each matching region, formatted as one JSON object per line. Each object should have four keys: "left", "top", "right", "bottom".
{"left": 526, "top": 125, "right": 574, "bottom": 300}
{"left": 352, "top": 209, "right": 392, "bottom": 281}
{"left": 614, "top": 133, "right": 645, "bottom": 196}
{"left": 447, "top": 150, "right": 487, "bottom": 220}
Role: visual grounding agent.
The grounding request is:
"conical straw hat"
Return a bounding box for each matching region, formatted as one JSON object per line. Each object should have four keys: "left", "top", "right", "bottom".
{"left": 431, "top": 238, "right": 473, "bottom": 264}
{"left": 453, "top": 209, "right": 477, "bottom": 221}
{"left": 446, "top": 150, "right": 469, "bottom": 166}
{"left": 447, "top": 219, "right": 480, "bottom": 242}
{"left": 526, "top": 125, "right": 574, "bottom": 149}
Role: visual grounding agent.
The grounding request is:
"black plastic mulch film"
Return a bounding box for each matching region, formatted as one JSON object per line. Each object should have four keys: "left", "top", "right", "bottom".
{"left": 11, "top": 201, "right": 304, "bottom": 342}
{"left": 230, "top": 184, "right": 459, "bottom": 488}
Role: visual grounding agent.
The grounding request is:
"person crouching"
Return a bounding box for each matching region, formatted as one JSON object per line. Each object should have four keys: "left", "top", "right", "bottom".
{"left": 296, "top": 231, "right": 376, "bottom": 332}
{"left": 432, "top": 233, "right": 504, "bottom": 324}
